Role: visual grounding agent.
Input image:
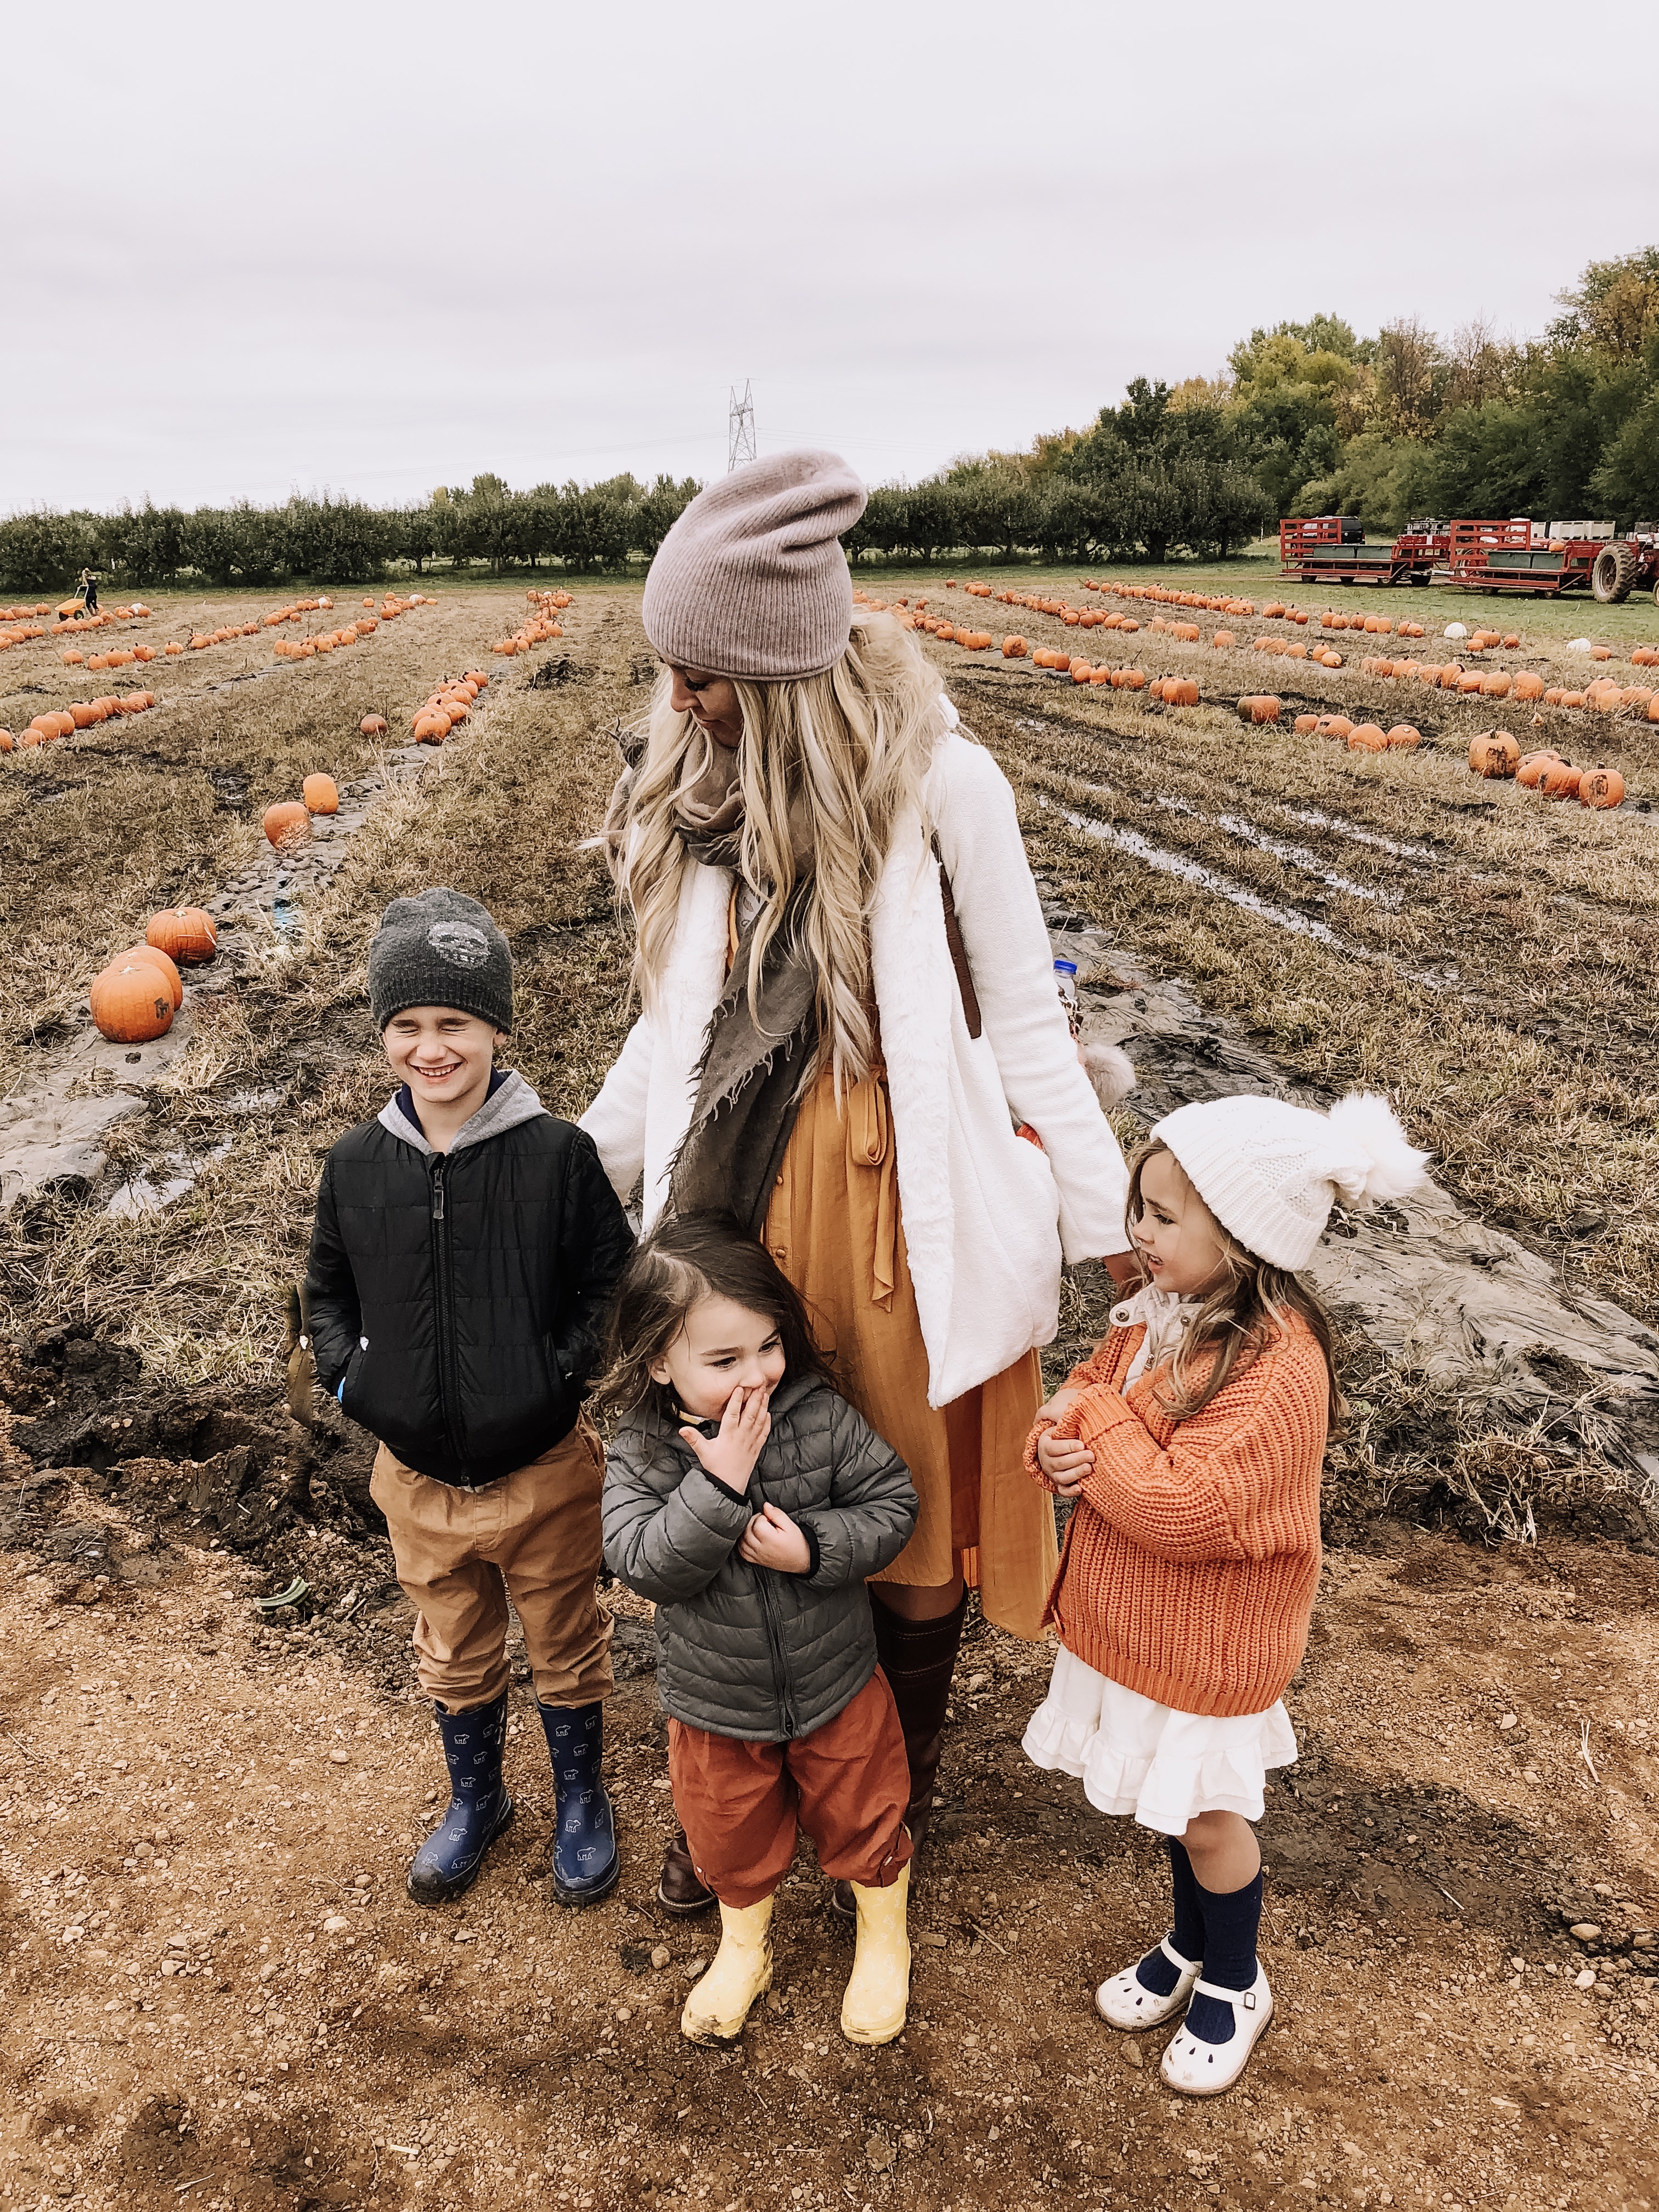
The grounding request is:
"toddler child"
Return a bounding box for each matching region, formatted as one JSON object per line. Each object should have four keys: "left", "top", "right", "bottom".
{"left": 305, "top": 888, "right": 634, "bottom": 1908}
{"left": 1023, "top": 1092, "right": 1427, "bottom": 2094}
{"left": 599, "top": 1211, "right": 919, "bottom": 2047}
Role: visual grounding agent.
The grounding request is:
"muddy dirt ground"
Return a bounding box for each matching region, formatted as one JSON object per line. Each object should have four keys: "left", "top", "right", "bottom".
{"left": 3, "top": 580, "right": 1657, "bottom": 2212}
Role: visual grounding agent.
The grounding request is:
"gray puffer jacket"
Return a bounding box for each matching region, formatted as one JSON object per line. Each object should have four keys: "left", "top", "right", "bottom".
{"left": 601, "top": 1374, "right": 918, "bottom": 1742}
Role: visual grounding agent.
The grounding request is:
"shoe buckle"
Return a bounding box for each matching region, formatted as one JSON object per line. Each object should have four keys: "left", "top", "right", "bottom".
{"left": 1242, "top": 1991, "right": 1256, "bottom": 2011}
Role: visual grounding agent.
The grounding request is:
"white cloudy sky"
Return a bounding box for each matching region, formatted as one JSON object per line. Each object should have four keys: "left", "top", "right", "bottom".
{"left": 5, "top": 0, "right": 1655, "bottom": 514}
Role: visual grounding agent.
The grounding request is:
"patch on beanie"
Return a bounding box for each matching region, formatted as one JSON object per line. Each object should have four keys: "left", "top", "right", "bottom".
{"left": 427, "top": 919, "right": 491, "bottom": 969}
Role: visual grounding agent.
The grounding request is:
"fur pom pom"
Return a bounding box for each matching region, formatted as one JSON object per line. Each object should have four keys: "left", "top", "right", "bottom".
{"left": 1082, "top": 1040, "right": 1137, "bottom": 1110}
{"left": 1325, "top": 1091, "right": 1431, "bottom": 1204}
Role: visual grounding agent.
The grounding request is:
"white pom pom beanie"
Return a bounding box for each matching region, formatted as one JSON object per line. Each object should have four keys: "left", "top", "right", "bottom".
{"left": 1149, "top": 1092, "right": 1431, "bottom": 1272}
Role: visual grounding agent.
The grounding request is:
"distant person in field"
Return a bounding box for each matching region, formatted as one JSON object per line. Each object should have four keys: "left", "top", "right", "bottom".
{"left": 304, "top": 889, "right": 634, "bottom": 1909}
{"left": 1022, "top": 1093, "right": 1427, "bottom": 2096}
{"left": 78, "top": 569, "right": 98, "bottom": 614}
{"left": 599, "top": 1214, "right": 919, "bottom": 2047}
{"left": 580, "top": 449, "right": 1139, "bottom": 1924}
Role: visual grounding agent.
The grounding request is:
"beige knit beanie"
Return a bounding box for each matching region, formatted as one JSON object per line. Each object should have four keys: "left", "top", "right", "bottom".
{"left": 641, "top": 449, "right": 867, "bottom": 681}
{"left": 1150, "top": 1092, "right": 1430, "bottom": 1272}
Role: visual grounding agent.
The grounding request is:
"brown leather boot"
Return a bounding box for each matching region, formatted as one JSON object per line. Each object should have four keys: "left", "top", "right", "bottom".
{"left": 658, "top": 1826, "right": 716, "bottom": 1917}
{"left": 832, "top": 1588, "right": 968, "bottom": 1921}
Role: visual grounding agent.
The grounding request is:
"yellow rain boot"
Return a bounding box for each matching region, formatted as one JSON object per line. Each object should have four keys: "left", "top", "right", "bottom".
{"left": 680, "top": 1894, "right": 775, "bottom": 2045}
{"left": 840, "top": 1860, "right": 911, "bottom": 2046}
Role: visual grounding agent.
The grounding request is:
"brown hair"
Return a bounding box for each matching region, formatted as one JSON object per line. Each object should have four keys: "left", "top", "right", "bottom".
{"left": 590, "top": 1210, "right": 833, "bottom": 1426}
{"left": 1125, "top": 1139, "right": 1345, "bottom": 1432}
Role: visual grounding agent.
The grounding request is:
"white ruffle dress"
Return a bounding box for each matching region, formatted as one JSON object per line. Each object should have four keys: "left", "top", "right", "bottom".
{"left": 1020, "top": 1285, "right": 1300, "bottom": 1833}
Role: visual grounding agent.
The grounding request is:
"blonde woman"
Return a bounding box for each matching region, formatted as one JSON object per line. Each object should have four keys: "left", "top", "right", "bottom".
{"left": 582, "top": 450, "right": 1136, "bottom": 1918}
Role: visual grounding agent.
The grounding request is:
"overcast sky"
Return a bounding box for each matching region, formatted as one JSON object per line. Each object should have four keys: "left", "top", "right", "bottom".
{"left": 6, "top": 0, "right": 1656, "bottom": 515}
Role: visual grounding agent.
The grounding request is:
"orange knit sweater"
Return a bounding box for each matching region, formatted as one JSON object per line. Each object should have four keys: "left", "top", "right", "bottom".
{"left": 1026, "top": 1312, "right": 1327, "bottom": 1719}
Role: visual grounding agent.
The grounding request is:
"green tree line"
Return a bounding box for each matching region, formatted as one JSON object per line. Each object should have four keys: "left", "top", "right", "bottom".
{"left": 7, "top": 245, "right": 1658, "bottom": 590}
{"left": 0, "top": 474, "right": 703, "bottom": 594}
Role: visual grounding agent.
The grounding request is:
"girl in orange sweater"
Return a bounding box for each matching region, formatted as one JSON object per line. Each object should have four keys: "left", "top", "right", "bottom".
{"left": 1023, "top": 1091, "right": 1427, "bottom": 2095}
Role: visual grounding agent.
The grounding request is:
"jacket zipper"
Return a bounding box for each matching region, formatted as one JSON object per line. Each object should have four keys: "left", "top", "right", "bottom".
{"left": 753, "top": 1521, "right": 797, "bottom": 1739}
{"left": 430, "top": 1155, "right": 462, "bottom": 1464}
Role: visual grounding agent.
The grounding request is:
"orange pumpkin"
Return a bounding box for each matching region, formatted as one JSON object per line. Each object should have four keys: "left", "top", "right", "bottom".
{"left": 1510, "top": 671, "right": 1544, "bottom": 702}
{"left": 1468, "top": 732, "right": 1519, "bottom": 778}
{"left": 1541, "top": 760, "right": 1582, "bottom": 799}
{"left": 1385, "top": 723, "right": 1422, "bottom": 750}
{"left": 0, "top": 729, "right": 13, "bottom": 752}
{"left": 1347, "top": 723, "right": 1389, "bottom": 752}
{"left": 1236, "top": 695, "right": 1282, "bottom": 725}
{"left": 119, "top": 943, "right": 184, "bottom": 1008}
{"left": 1479, "top": 672, "right": 1511, "bottom": 697}
{"left": 1001, "top": 636, "right": 1027, "bottom": 658}
{"left": 263, "top": 800, "right": 312, "bottom": 851}
{"left": 302, "top": 774, "right": 340, "bottom": 815}
{"left": 1293, "top": 713, "right": 1319, "bottom": 735}
{"left": 90, "top": 962, "right": 174, "bottom": 1044}
{"left": 1163, "top": 677, "right": 1200, "bottom": 707}
{"left": 1578, "top": 767, "right": 1625, "bottom": 809}
{"left": 360, "top": 714, "right": 388, "bottom": 737}
{"left": 1317, "top": 715, "right": 1354, "bottom": 741}
{"left": 1516, "top": 750, "right": 1560, "bottom": 789}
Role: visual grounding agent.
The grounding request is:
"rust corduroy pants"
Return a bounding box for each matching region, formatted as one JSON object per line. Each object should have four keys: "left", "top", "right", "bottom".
{"left": 668, "top": 1668, "right": 913, "bottom": 1909}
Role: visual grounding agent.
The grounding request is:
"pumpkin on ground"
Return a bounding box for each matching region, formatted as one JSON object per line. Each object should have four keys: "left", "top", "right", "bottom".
{"left": 1511, "top": 672, "right": 1544, "bottom": 702}
{"left": 1236, "top": 695, "right": 1282, "bottom": 725}
{"left": 1578, "top": 767, "right": 1626, "bottom": 809}
{"left": 91, "top": 962, "right": 174, "bottom": 1043}
{"left": 1317, "top": 715, "right": 1354, "bottom": 741}
{"left": 1469, "top": 732, "right": 1519, "bottom": 778}
{"left": 1163, "top": 677, "right": 1200, "bottom": 707}
{"left": 1347, "top": 723, "right": 1389, "bottom": 752}
{"left": 1516, "top": 751, "right": 1561, "bottom": 789}
{"left": 1386, "top": 724, "right": 1422, "bottom": 750}
{"left": 302, "top": 774, "right": 340, "bottom": 815}
{"left": 1293, "top": 713, "right": 1318, "bottom": 735}
{"left": 1541, "top": 760, "right": 1582, "bottom": 799}
{"left": 360, "top": 714, "right": 388, "bottom": 737}
{"left": 263, "top": 800, "right": 312, "bottom": 851}
{"left": 1001, "top": 636, "right": 1027, "bottom": 658}
{"left": 119, "top": 944, "right": 184, "bottom": 1008}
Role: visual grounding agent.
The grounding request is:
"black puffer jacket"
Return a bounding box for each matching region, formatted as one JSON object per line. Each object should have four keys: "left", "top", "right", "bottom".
{"left": 602, "top": 1374, "right": 917, "bottom": 1741}
{"left": 305, "top": 1073, "right": 633, "bottom": 1488}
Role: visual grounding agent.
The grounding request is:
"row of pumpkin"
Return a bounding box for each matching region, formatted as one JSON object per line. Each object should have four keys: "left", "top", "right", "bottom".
{"left": 90, "top": 654, "right": 486, "bottom": 1034}
{"left": 492, "top": 614, "right": 562, "bottom": 656}
{"left": 1, "top": 692, "right": 157, "bottom": 748}
{"left": 1467, "top": 735, "right": 1624, "bottom": 805}
{"left": 89, "top": 906, "right": 219, "bottom": 1044}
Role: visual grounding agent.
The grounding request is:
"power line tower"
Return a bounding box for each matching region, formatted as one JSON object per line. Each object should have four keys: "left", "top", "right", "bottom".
{"left": 727, "top": 382, "right": 757, "bottom": 473}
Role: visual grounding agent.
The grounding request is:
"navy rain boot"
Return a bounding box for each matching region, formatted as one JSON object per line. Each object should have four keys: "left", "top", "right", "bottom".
{"left": 538, "top": 1701, "right": 619, "bottom": 1906}
{"left": 407, "top": 1689, "right": 515, "bottom": 1906}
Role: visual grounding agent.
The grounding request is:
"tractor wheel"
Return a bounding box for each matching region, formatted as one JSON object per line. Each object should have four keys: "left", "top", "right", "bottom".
{"left": 1592, "top": 542, "right": 1638, "bottom": 603}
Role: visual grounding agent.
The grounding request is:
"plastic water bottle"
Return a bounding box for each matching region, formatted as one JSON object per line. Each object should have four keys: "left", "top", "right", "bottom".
{"left": 1053, "top": 958, "right": 1080, "bottom": 1039}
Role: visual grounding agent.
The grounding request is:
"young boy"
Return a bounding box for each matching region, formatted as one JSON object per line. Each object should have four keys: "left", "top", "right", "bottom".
{"left": 305, "top": 888, "right": 634, "bottom": 1907}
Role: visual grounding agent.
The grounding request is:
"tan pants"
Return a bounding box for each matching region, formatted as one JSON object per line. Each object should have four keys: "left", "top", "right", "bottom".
{"left": 370, "top": 1421, "right": 614, "bottom": 1714}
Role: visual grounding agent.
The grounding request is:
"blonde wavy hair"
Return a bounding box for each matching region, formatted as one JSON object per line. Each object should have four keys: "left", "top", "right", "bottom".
{"left": 607, "top": 611, "right": 947, "bottom": 1091}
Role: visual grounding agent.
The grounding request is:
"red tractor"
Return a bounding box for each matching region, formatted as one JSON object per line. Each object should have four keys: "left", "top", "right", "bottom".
{"left": 1436, "top": 519, "right": 1659, "bottom": 602}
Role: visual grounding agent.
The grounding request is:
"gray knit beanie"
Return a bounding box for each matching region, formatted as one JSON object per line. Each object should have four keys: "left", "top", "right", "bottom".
{"left": 641, "top": 449, "right": 867, "bottom": 681}
{"left": 368, "top": 888, "right": 513, "bottom": 1033}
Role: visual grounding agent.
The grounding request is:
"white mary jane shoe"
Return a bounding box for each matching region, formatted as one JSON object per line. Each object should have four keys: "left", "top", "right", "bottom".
{"left": 1094, "top": 1937, "right": 1201, "bottom": 2031}
{"left": 1159, "top": 1966, "right": 1273, "bottom": 2095}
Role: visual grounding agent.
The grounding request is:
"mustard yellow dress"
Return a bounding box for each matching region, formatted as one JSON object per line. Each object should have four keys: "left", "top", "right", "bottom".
{"left": 763, "top": 1057, "right": 1056, "bottom": 1640}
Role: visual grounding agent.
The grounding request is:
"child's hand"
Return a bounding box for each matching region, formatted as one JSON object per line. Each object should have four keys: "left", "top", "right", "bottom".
{"left": 1037, "top": 1387, "right": 1083, "bottom": 1425}
{"left": 1037, "top": 1426, "right": 1094, "bottom": 1499}
{"left": 738, "top": 1501, "right": 811, "bottom": 1574}
{"left": 680, "top": 1383, "right": 771, "bottom": 1497}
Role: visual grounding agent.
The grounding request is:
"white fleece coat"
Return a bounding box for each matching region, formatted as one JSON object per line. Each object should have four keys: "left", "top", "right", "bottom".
{"left": 579, "top": 718, "right": 1132, "bottom": 1407}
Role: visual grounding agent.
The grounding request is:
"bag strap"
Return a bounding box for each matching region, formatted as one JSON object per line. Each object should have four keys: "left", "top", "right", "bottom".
{"left": 931, "top": 833, "right": 981, "bottom": 1040}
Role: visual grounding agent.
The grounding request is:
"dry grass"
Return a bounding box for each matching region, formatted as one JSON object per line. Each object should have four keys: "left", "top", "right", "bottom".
{"left": 926, "top": 606, "right": 1659, "bottom": 1329}
{"left": 1, "top": 590, "right": 637, "bottom": 1384}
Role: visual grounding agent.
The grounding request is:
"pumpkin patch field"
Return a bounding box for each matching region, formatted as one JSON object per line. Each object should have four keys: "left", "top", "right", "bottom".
{"left": 1, "top": 582, "right": 1656, "bottom": 2212}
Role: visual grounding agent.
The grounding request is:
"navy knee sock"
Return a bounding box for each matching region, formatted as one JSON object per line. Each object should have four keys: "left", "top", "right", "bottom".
{"left": 1183, "top": 1868, "right": 1263, "bottom": 2045}
{"left": 1134, "top": 1838, "right": 1207, "bottom": 1997}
